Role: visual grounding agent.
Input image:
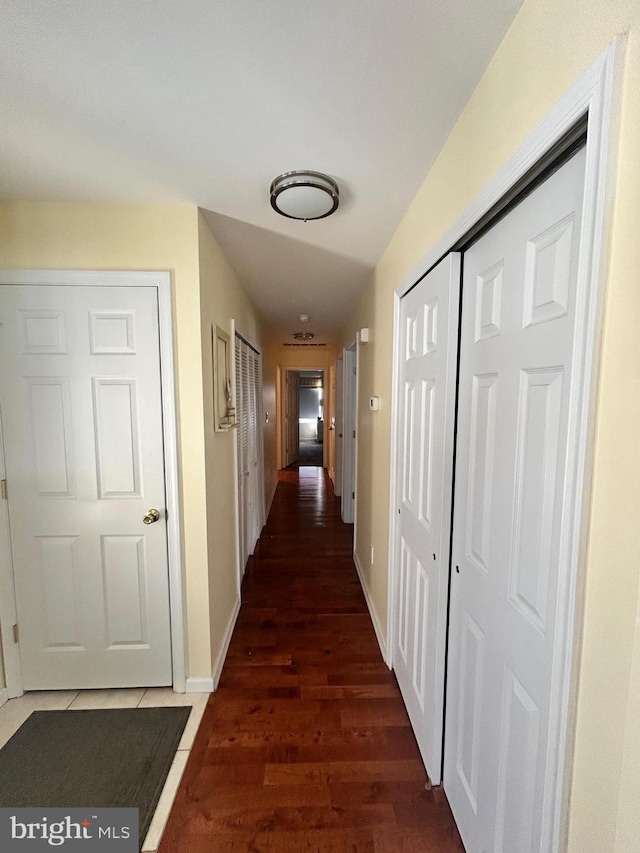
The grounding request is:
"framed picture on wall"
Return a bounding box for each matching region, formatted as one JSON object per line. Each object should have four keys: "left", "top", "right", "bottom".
{"left": 213, "top": 324, "right": 237, "bottom": 431}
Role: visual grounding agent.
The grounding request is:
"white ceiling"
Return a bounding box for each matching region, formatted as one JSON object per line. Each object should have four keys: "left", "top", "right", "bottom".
{"left": 1, "top": 0, "right": 524, "bottom": 341}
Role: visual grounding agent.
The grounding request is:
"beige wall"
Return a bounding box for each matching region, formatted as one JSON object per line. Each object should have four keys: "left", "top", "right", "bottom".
{"left": 615, "top": 572, "right": 640, "bottom": 850}
{"left": 343, "top": 1, "right": 640, "bottom": 850}
{"left": 197, "top": 212, "right": 262, "bottom": 667}
{"left": 0, "top": 202, "right": 213, "bottom": 679}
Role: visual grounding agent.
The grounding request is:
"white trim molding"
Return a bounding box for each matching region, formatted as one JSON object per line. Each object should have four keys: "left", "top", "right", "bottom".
{"left": 0, "top": 407, "right": 22, "bottom": 698}
{"left": 393, "top": 43, "right": 620, "bottom": 301}
{"left": 387, "top": 39, "right": 622, "bottom": 853}
{"left": 266, "top": 480, "right": 278, "bottom": 519}
{"left": 353, "top": 550, "right": 387, "bottom": 664}
{"left": 0, "top": 687, "right": 8, "bottom": 709}
{"left": 184, "top": 677, "right": 214, "bottom": 694}
{"left": 211, "top": 595, "right": 241, "bottom": 690}
{"left": 0, "top": 269, "right": 187, "bottom": 695}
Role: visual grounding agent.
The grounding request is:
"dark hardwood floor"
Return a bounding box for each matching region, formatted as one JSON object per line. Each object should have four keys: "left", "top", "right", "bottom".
{"left": 159, "top": 467, "right": 464, "bottom": 852}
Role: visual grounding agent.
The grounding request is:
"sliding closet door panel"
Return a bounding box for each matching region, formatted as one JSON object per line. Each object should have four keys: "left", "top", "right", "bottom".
{"left": 444, "top": 148, "right": 586, "bottom": 853}
{"left": 394, "top": 254, "right": 460, "bottom": 784}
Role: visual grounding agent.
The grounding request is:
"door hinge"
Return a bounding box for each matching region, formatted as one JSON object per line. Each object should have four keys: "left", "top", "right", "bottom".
{"left": 352, "top": 491, "right": 355, "bottom": 500}
{"left": 352, "top": 430, "right": 356, "bottom": 439}
{"left": 0, "top": 479, "right": 6, "bottom": 500}
{"left": 12, "top": 623, "right": 18, "bottom": 644}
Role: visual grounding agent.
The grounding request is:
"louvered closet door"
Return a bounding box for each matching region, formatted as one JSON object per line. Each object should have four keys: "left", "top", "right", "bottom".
{"left": 241, "top": 341, "right": 252, "bottom": 568}
{"left": 444, "top": 147, "right": 587, "bottom": 853}
{"left": 235, "top": 335, "right": 264, "bottom": 576}
{"left": 235, "top": 337, "right": 247, "bottom": 574}
{"left": 247, "top": 348, "right": 259, "bottom": 551}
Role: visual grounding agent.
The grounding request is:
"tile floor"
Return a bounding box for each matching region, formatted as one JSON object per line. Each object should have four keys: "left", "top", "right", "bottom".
{"left": 0, "top": 688, "right": 209, "bottom": 852}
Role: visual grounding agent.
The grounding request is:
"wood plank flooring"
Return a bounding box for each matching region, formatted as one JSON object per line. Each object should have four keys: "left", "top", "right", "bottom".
{"left": 159, "top": 467, "right": 464, "bottom": 852}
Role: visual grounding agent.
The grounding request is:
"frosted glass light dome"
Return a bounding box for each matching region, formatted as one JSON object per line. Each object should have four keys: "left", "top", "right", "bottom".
{"left": 270, "top": 171, "right": 339, "bottom": 221}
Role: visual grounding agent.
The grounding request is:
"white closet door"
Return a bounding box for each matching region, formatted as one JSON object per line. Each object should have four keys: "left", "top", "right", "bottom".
{"left": 235, "top": 337, "right": 247, "bottom": 574}
{"left": 247, "top": 347, "right": 257, "bottom": 551}
{"left": 394, "top": 254, "right": 460, "bottom": 783}
{"left": 240, "top": 342, "right": 252, "bottom": 563}
{"left": 235, "top": 335, "right": 264, "bottom": 575}
{"left": 444, "top": 148, "right": 587, "bottom": 852}
{"left": 0, "top": 284, "right": 172, "bottom": 689}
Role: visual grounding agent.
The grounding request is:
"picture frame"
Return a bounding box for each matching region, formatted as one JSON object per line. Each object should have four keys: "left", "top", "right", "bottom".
{"left": 213, "top": 324, "right": 237, "bottom": 431}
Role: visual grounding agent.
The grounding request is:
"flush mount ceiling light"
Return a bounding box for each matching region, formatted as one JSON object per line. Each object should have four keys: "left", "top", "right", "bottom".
{"left": 293, "top": 331, "right": 315, "bottom": 340}
{"left": 270, "top": 170, "right": 339, "bottom": 221}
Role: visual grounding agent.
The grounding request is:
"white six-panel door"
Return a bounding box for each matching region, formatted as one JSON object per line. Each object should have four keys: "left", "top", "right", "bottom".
{"left": 341, "top": 346, "right": 357, "bottom": 524}
{"left": 444, "top": 148, "right": 587, "bottom": 852}
{"left": 0, "top": 285, "right": 172, "bottom": 690}
{"left": 334, "top": 357, "right": 344, "bottom": 496}
{"left": 394, "top": 255, "right": 460, "bottom": 783}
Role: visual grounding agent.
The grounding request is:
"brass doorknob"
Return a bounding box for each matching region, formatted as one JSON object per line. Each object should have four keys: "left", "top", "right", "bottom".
{"left": 143, "top": 509, "right": 160, "bottom": 524}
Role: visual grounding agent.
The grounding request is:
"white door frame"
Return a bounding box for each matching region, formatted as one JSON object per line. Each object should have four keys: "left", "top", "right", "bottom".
{"left": 277, "top": 362, "right": 329, "bottom": 471}
{"left": 388, "top": 40, "right": 621, "bottom": 850}
{"left": 0, "top": 412, "right": 20, "bottom": 699}
{"left": 0, "top": 270, "right": 186, "bottom": 695}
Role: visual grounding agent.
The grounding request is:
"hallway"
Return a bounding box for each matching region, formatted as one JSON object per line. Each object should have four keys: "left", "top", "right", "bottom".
{"left": 159, "top": 468, "right": 464, "bottom": 852}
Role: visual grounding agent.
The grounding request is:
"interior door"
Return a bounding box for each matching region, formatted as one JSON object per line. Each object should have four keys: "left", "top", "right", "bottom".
{"left": 341, "top": 346, "right": 357, "bottom": 524}
{"left": 394, "top": 254, "right": 460, "bottom": 783}
{"left": 240, "top": 340, "right": 253, "bottom": 566}
{"left": 444, "top": 147, "right": 587, "bottom": 852}
{"left": 284, "top": 370, "right": 299, "bottom": 467}
{"left": 0, "top": 284, "right": 172, "bottom": 690}
{"left": 248, "top": 346, "right": 264, "bottom": 546}
{"left": 334, "top": 357, "right": 344, "bottom": 495}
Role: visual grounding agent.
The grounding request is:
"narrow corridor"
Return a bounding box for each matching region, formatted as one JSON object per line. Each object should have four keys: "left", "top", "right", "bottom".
{"left": 159, "top": 468, "right": 464, "bottom": 852}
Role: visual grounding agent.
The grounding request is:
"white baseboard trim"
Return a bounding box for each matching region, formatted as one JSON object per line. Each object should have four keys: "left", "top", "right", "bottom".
{"left": 353, "top": 551, "right": 389, "bottom": 665}
{"left": 184, "top": 676, "right": 213, "bottom": 693}
{"left": 0, "top": 687, "right": 8, "bottom": 708}
{"left": 211, "top": 595, "right": 241, "bottom": 690}
{"left": 266, "top": 480, "right": 278, "bottom": 518}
